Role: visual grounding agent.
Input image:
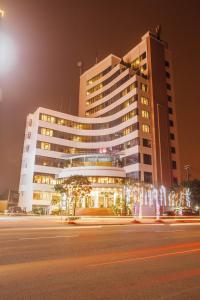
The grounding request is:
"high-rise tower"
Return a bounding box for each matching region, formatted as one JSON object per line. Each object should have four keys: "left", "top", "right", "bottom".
{"left": 19, "top": 30, "right": 180, "bottom": 212}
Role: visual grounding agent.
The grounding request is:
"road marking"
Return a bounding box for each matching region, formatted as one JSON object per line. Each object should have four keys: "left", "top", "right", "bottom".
{"left": 90, "top": 248, "right": 200, "bottom": 267}
{"left": 0, "top": 225, "right": 102, "bottom": 231}
{"left": 170, "top": 223, "right": 200, "bottom": 226}
{"left": 153, "top": 230, "right": 184, "bottom": 232}
{"left": 18, "top": 235, "right": 79, "bottom": 240}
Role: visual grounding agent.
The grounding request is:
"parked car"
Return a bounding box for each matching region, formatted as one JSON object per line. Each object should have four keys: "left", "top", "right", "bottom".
{"left": 161, "top": 211, "right": 175, "bottom": 216}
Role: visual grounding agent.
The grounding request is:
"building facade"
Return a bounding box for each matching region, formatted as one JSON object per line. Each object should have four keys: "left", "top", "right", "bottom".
{"left": 19, "top": 31, "right": 180, "bottom": 212}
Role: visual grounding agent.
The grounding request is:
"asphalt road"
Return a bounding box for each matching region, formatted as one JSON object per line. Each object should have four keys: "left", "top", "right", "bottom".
{"left": 0, "top": 216, "right": 200, "bottom": 300}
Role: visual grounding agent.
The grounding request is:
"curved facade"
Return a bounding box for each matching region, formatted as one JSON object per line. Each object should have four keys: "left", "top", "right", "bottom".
{"left": 19, "top": 31, "right": 180, "bottom": 212}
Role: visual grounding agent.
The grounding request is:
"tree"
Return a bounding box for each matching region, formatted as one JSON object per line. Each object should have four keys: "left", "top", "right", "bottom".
{"left": 53, "top": 184, "right": 67, "bottom": 214}
{"left": 54, "top": 175, "right": 92, "bottom": 216}
{"left": 182, "top": 179, "right": 200, "bottom": 208}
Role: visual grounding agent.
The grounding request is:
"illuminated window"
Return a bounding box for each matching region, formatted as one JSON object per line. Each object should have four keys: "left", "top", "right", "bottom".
{"left": 131, "top": 57, "right": 140, "bottom": 69}
{"left": 41, "top": 128, "right": 53, "bottom": 136}
{"left": 57, "top": 119, "right": 65, "bottom": 125}
{"left": 141, "top": 96, "right": 149, "bottom": 105}
{"left": 33, "top": 175, "right": 55, "bottom": 185}
{"left": 41, "top": 114, "right": 55, "bottom": 124}
{"left": 122, "top": 89, "right": 128, "bottom": 96}
{"left": 41, "top": 142, "right": 50, "bottom": 150}
{"left": 87, "top": 83, "right": 103, "bottom": 95}
{"left": 33, "top": 192, "right": 41, "bottom": 200}
{"left": 142, "top": 110, "right": 149, "bottom": 119}
{"left": 140, "top": 64, "right": 147, "bottom": 73}
{"left": 142, "top": 124, "right": 150, "bottom": 133}
{"left": 130, "top": 83, "right": 136, "bottom": 91}
{"left": 41, "top": 114, "right": 47, "bottom": 122}
{"left": 141, "top": 83, "right": 148, "bottom": 92}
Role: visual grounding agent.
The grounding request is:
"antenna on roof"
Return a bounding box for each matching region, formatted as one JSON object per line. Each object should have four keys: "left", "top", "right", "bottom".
{"left": 77, "top": 61, "right": 83, "bottom": 75}
{"left": 155, "top": 25, "right": 162, "bottom": 40}
{"left": 59, "top": 96, "right": 63, "bottom": 112}
{"left": 95, "top": 50, "right": 98, "bottom": 64}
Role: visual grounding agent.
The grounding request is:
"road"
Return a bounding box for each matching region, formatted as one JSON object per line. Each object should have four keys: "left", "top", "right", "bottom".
{"left": 0, "top": 216, "right": 200, "bottom": 300}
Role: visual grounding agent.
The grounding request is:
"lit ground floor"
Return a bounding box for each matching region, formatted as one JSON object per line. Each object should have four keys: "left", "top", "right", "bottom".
{"left": 31, "top": 185, "right": 158, "bottom": 216}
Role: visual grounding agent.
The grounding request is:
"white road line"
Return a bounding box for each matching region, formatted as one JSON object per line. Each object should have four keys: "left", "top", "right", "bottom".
{"left": 0, "top": 225, "right": 102, "bottom": 231}
{"left": 18, "top": 235, "right": 79, "bottom": 240}
{"left": 170, "top": 223, "right": 200, "bottom": 226}
{"left": 90, "top": 248, "right": 200, "bottom": 267}
{"left": 153, "top": 230, "right": 185, "bottom": 232}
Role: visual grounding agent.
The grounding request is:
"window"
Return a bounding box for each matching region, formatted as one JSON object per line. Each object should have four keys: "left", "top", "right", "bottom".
{"left": 143, "top": 138, "right": 151, "bottom": 148}
{"left": 140, "top": 52, "right": 146, "bottom": 60}
{"left": 127, "top": 171, "right": 141, "bottom": 181}
{"left": 143, "top": 154, "right": 152, "bottom": 165}
{"left": 131, "top": 57, "right": 140, "bottom": 69}
{"left": 123, "top": 153, "right": 140, "bottom": 166}
{"left": 166, "top": 83, "right": 171, "bottom": 90}
{"left": 40, "top": 128, "right": 53, "bottom": 136}
{"left": 140, "top": 64, "right": 147, "bottom": 73}
{"left": 171, "top": 147, "right": 176, "bottom": 154}
{"left": 168, "top": 95, "right": 172, "bottom": 102}
{"left": 144, "top": 172, "right": 152, "bottom": 183}
{"left": 41, "top": 142, "right": 50, "bottom": 150}
{"left": 141, "top": 96, "right": 149, "bottom": 105}
{"left": 165, "top": 60, "right": 170, "bottom": 67}
{"left": 170, "top": 133, "right": 175, "bottom": 140}
{"left": 166, "top": 71, "right": 170, "bottom": 78}
{"left": 169, "top": 120, "right": 174, "bottom": 127}
{"left": 168, "top": 107, "right": 173, "bottom": 115}
{"left": 41, "top": 114, "right": 55, "bottom": 124}
{"left": 173, "top": 177, "right": 178, "bottom": 185}
{"left": 142, "top": 110, "right": 149, "bottom": 119}
{"left": 57, "top": 119, "right": 65, "bottom": 125}
{"left": 141, "top": 83, "right": 148, "bottom": 92}
{"left": 172, "top": 160, "right": 177, "bottom": 169}
{"left": 142, "top": 124, "right": 150, "bottom": 133}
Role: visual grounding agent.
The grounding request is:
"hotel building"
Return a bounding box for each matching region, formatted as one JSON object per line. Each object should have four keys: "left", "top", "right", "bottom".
{"left": 19, "top": 30, "right": 180, "bottom": 212}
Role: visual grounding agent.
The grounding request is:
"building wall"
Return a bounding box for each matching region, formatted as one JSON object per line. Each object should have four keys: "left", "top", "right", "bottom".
{"left": 18, "top": 30, "right": 180, "bottom": 211}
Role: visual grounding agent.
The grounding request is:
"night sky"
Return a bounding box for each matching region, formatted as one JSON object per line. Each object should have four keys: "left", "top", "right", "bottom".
{"left": 0, "top": 0, "right": 200, "bottom": 194}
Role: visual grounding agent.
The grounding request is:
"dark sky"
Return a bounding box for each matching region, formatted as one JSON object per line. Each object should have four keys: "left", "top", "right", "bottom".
{"left": 0, "top": 0, "right": 200, "bottom": 193}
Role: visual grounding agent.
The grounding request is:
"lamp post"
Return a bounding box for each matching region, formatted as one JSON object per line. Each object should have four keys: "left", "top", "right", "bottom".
{"left": 0, "top": 9, "right": 5, "bottom": 103}
{"left": 0, "top": 9, "right": 5, "bottom": 19}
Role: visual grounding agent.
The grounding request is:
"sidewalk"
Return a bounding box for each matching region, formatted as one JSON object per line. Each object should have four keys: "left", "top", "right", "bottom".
{"left": 66, "top": 216, "right": 200, "bottom": 226}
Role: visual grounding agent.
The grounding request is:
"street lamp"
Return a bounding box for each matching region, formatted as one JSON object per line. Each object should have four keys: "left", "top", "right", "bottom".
{"left": 0, "top": 9, "right": 5, "bottom": 19}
